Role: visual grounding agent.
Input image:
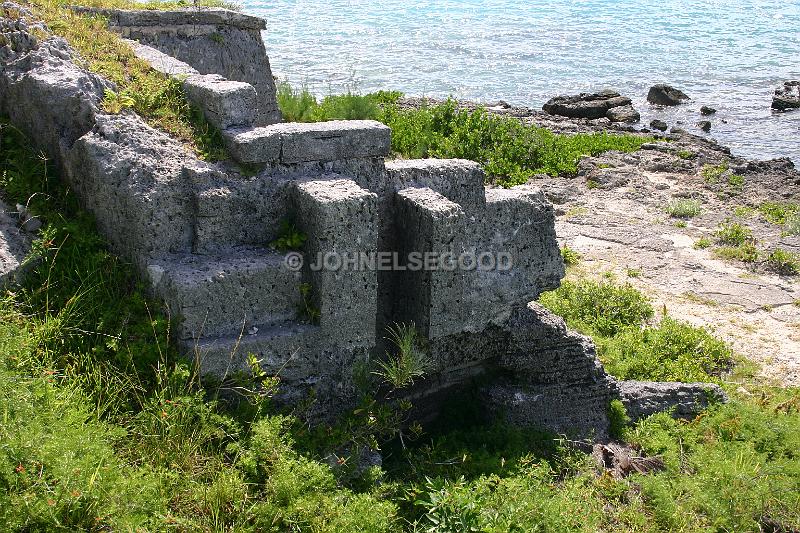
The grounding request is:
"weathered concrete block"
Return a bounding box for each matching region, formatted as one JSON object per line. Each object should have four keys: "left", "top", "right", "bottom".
{"left": 124, "top": 39, "right": 198, "bottom": 76}
{"left": 183, "top": 74, "right": 257, "bottom": 130}
{"left": 385, "top": 158, "right": 486, "bottom": 208}
{"left": 74, "top": 7, "right": 281, "bottom": 125}
{"left": 222, "top": 126, "right": 281, "bottom": 164}
{"left": 189, "top": 168, "right": 291, "bottom": 254}
{"left": 279, "top": 121, "right": 391, "bottom": 163}
{"left": 461, "top": 186, "right": 564, "bottom": 329}
{"left": 393, "top": 187, "right": 466, "bottom": 342}
{"left": 0, "top": 36, "right": 109, "bottom": 166}
{"left": 617, "top": 380, "right": 728, "bottom": 422}
{"left": 65, "top": 114, "right": 198, "bottom": 268}
{"left": 223, "top": 120, "right": 391, "bottom": 165}
{"left": 292, "top": 177, "right": 379, "bottom": 344}
{"left": 149, "top": 247, "right": 303, "bottom": 340}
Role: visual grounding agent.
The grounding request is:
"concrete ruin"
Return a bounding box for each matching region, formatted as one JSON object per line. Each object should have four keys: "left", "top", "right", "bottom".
{"left": 0, "top": 3, "right": 724, "bottom": 439}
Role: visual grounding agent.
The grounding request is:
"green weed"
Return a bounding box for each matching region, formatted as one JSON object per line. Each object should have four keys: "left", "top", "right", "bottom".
{"left": 560, "top": 244, "right": 582, "bottom": 266}
{"left": 666, "top": 198, "right": 701, "bottom": 218}
{"left": 766, "top": 249, "right": 800, "bottom": 275}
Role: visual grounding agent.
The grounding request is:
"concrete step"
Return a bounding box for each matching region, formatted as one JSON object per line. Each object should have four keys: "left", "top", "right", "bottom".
{"left": 148, "top": 246, "right": 303, "bottom": 340}
{"left": 222, "top": 120, "right": 391, "bottom": 165}
{"left": 187, "top": 321, "right": 320, "bottom": 379}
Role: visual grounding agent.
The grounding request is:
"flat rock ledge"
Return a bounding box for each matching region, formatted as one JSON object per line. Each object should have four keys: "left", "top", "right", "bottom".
{"left": 543, "top": 90, "right": 640, "bottom": 123}
{"left": 772, "top": 81, "right": 800, "bottom": 111}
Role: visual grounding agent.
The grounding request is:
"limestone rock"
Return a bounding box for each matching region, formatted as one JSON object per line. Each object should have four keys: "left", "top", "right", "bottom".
{"left": 616, "top": 380, "right": 727, "bottom": 422}
{"left": 606, "top": 104, "right": 640, "bottom": 123}
{"left": 700, "top": 105, "right": 717, "bottom": 115}
{"left": 542, "top": 90, "right": 632, "bottom": 120}
{"left": 772, "top": 81, "right": 800, "bottom": 111}
{"left": 0, "top": 199, "right": 32, "bottom": 286}
{"left": 649, "top": 119, "right": 668, "bottom": 131}
{"left": 697, "top": 120, "right": 712, "bottom": 132}
{"left": 647, "top": 84, "right": 690, "bottom": 106}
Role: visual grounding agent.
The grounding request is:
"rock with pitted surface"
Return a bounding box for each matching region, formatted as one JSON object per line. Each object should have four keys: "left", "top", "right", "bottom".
{"left": 700, "top": 105, "right": 716, "bottom": 115}
{"left": 647, "top": 84, "right": 690, "bottom": 106}
{"left": 772, "top": 81, "right": 800, "bottom": 111}
{"left": 649, "top": 119, "right": 668, "bottom": 131}
{"left": 697, "top": 120, "right": 712, "bottom": 132}
{"left": 542, "top": 90, "right": 638, "bottom": 122}
{"left": 0, "top": 199, "right": 32, "bottom": 287}
{"left": 606, "top": 104, "right": 640, "bottom": 123}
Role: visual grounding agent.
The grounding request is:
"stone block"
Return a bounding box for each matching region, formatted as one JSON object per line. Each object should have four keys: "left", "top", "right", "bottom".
{"left": 393, "top": 187, "right": 466, "bottom": 341}
{"left": 385, "top": 158, "right": 486, "bottom": 208}
{"left": 0, "top": 199, "right": 32, "bottom": 287}
{"left": 292, "top": 177, "right": 379, "bottom": 344}
{"left": 222, "top": 126, "right": 281, "bottom": 164}
{"left": 183, "top": 74, "right": 257, "bottom": 129}
{"left": 124, "top": 39, "right": 198, "bottom": 76}
{"left": 278, "top": 120, "right": 391, "bottom": 163}
{"left": 149, "top": 247, "right": 303, "bottom": 340}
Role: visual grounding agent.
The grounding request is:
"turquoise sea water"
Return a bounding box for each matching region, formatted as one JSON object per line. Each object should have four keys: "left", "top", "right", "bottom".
{"left": 245, "top": 0, "right": 800, "bottom": 163}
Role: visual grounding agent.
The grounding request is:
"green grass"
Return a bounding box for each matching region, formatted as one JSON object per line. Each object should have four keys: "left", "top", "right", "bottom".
{"left": 711, "top": 220, "right": 759, "bottom": 263}
{"left": 666, "top": 198, "right": 701, "bottom": 218}
{"left": 276, "top": 84, "right": 654, "bottom": 187}
{"left": 27, "top": 0, "right": 227, "bottom": 160}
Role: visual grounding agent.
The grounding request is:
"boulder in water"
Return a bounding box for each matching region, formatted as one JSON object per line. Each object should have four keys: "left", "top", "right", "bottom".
{"left": 772, "top": 81, "right": 800, "bottom": 111}
{"left": 647, "top": 84, "right": 690, "bottom": 106}
{"left": 542, "top": 90, "right": 639, "bottom": 122}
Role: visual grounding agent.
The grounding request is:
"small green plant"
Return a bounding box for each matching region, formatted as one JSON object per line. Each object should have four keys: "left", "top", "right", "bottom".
{"left": 713, "top": 243, "right": 759, "bottom": 263}
{"left": 785, "top": 213, "right": 800, "bottom": 236}
{"left": 715, "top": 220, "right": 753, "bottom": 246}
{"left": 297, "top": 282, "right": 320, "bottom": 324}
{"left": 766, "top": 249, "right": 800, "bottom": 275}
{"left": 586, "top": 178, "right": 601, "bottom": 189}
{"left": 758, "top": 201, "right": 800, "bottom": 225}
{"left": 374, "top": 323, "right": 430, "bottom": 389}
{"left": 733, "top": 205, "right": 755, "bottom": 218}
{"left": 677, "top": 150, "right": 695, "bottom": 160}
{"left": 666, "top": 199, "right": 701, "bottom": 218}
{"left": 625, "top": 268, "right": 641, "bottom": 278}
{"left": 608, "top": 399, "right": 630, "bottom": 440}
{"left": 727, "top": 172, "right": 744, "bottom": 191}
{"left": 673, "top": 220, "right": 688, "bottom": 228}
{"left": 694, "top": 237, "right": 712, "bottom": 249}
{"left": 560, "top": 244, "right": 582, "bottom": 266}
{"left": 270, "top": 220, "right": 307, "bottom": 252}
{"left": 701, "top": 161, "right": 728, "bottom": 183}
{"left": 209, "top": 32, "right": 224, "bottom": 44}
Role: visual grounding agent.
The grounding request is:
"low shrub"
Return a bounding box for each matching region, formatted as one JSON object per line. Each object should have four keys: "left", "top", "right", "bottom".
{"left": 538, "top": 279, "right": 654, "bottom": 337}
{"left": 560, "top": 244, "right": 582, "bottom": 266}
{"left": 766, "top": 249, "right": 800, "bottom": 275}
{"left": 666, "top": 199, "right": 701, "bottom": 218}
{"left": 715, "top": 220, "right": 754, "bottom": 246}
{"left": 600, "top": 317, "right": 733, "bottom": 382}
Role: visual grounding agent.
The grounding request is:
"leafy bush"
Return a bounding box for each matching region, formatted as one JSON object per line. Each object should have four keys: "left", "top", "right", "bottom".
{"left": 560, "top": 244, "right": 582, "bottom": 266}
{"left": 758, "top": 201, "right": 800, "bottom": 225}
{"left": 538, "top": 279, "right": 654, "bottom": 337}
{"left": 766, "top": 249, "right": 800, "bottom": 275}
{"left": 713, "top": 243, "right": 759, "bottom": 263}
{"left": 666, "top": 199, "right": 701, "bottom": 218}
{"left": 600, "top": 317, "right": 733, "bottom": 382}
{"left": 715, "top": 220, "right": 754, "bottom": 246}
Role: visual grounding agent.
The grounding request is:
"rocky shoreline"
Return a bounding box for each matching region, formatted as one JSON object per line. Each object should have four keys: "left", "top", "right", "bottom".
{"left": 398, "top": 93, "right": 800, "bottom": 386}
